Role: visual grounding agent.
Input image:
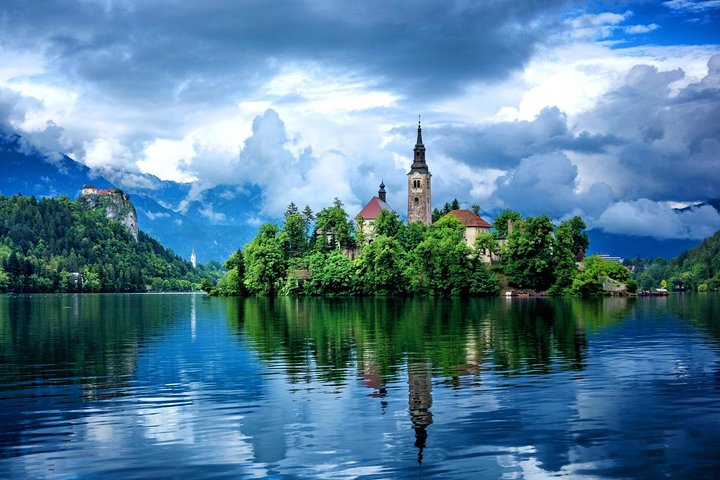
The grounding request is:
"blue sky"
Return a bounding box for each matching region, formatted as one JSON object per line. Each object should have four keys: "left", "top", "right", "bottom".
{"left": 0, "top": 0, "right": 719, "bottom": 239}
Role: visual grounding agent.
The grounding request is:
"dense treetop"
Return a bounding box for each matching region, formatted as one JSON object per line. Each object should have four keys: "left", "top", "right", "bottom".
{"left": 629, "top": 230, "right": 720, "bottom": 292}
{"left": 209, "top": 199, "right": 630, "bottom": 298}
{"left": 0, "top": 194, "right": 219, "bottom": 292}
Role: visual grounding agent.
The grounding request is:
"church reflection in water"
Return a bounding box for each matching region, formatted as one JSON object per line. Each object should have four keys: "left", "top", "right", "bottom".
{"left": 363, "top": 355, "right": 435, "bottom": 465}
{"left": 408, "top": 361, "right": 433, "bottom": 465}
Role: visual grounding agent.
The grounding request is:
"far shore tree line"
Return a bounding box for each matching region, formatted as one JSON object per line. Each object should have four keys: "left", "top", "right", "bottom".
{"left": 624, "top": 229, "right": 720, "bottom": 293}
{"left": 205, "top": 198, "right": 644, "bottom": 298}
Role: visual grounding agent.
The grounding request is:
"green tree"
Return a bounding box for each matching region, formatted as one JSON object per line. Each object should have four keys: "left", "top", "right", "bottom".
{"left": 220, "top": 249, "right": 247, "bottom": 295}
{"left": 306, "top": 249, "right": 358, "bottom": 295}
{"left": 356, "top": 235, "right": 408, "bottom": 295}
{"left": 474, "top": 232, "right": 499, "bottom": 265}
{"left": 502, "top": 215, "right": 556, "bottom": 291}
{"left": 314, "top": 198, "right": 354, "bottom": 250}
{"left": 414, "top": 215, "right": 472, "bottom": 295}
{"left": 281, "top": 209, "right": 308, "bottom": 256}
{"left": 243, "top": 223, "right": 287, "bottom": 295}
{"left": 549, "top": 216, "right": 588, "bottom": 295}
{"left": 572, "top": 255, "right": 631, "bottom": 297}
{"left": 492, "top": 209, "right": 522, "bottom": 239}
{"left": 373, "top": 209, "right": 405, "bottom": 239}
{"left": 468, "top": 258, "right": 500, "bottom": 296}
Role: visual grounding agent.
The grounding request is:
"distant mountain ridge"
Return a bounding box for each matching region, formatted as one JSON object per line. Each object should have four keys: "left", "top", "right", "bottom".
{"left": 0, "top": 132, "right": 256, "bottom": 262}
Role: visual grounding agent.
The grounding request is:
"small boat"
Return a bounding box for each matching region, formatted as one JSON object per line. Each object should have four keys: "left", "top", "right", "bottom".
{"left": 652, "top": 288, "right": 669, "bottom": 296}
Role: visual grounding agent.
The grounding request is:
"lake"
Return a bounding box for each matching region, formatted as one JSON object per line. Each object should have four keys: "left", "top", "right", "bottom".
{"left": 1, "top": 294, "right": 719, "bottom": 479}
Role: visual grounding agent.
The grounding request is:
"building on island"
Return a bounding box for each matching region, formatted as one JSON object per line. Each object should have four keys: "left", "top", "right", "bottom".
{"left": 438, "top": 209, "right": 498, "bottom": 263}
{"left": 443, "top": 209, "right": 491, "bottom": 245}
{"left": 356, "top": 180, "right": 393, "bottom": 240}
{"left": 407, "top": 118, "right": 432, "bottom": 225}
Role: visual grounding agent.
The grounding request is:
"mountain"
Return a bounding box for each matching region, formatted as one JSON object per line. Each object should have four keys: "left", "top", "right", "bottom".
{"left": 0, "top": 132, "right": 256, "bottom": 262}
{"left": 0, "top": 194, "right": 218, "bottom": 292}
{"left": 585, "top": 229, "right": 701, "bottom": 260}
{"left": 0, "top": 133, "right": 113, "bottom": 198}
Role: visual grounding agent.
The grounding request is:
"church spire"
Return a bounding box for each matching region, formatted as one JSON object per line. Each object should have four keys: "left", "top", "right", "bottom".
{"left": 409, "top": 115, "right": 428, "bottom": 174}
{"left": 416, "top": 115, "right": 424, "bottom": 147}
{"left": 378, "top": 178, "right": 386, "bottom": 202}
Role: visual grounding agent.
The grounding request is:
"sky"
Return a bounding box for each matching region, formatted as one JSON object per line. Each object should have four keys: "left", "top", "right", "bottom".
{"left": 1, "top": 0, "right": 719, "bottom": 240}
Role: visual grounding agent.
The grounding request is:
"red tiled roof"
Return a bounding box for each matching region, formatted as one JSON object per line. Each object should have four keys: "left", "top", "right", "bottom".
{"left": 445, "top": 209, "right": 491, "bottom": 228}
{"left": 356, "top": 196, "right": 392, "bottom": 220}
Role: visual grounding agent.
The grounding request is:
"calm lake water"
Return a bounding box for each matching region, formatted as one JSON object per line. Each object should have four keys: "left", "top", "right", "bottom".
{"left": 1, "top": 294, "right": 719, "bottom": 479}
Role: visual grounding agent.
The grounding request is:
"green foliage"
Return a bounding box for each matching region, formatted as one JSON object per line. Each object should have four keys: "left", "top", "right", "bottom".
{"left": 372, "top": 209, "right": 404, "bottom": 239}
{"left": 571, "top": 255, "right": 631, "bottom": 297}
{"left": 468, "top": 258, "right": 500, "bottom": 296}
{"left": 414, "top": 216, "right": 473, "bottom": 295}
{"left": 313, "top": 198, "right": 355, "bottom": 250}
{"left": 501, "top": 215, "right": 556, "bottom": 291}
{"left": 217, "top": 249, "right": 247, "bottom": 296}
{"left": 492, "top": 209, "right": 522, "bottom": 239}
{"left": 356, "top": 235, "right": 408, "bottom": 295}
{"left": 0, "top": 194, "right": 216, "bottom": 293}
{"left": 243, "top": 223, "right": 287, "bottom": 295}
{"left": 630, "top": 230, "right": 720, "bottom": 291}
{"left": 431, "top": 198, "right": 461, "bottom": 223}
{"left": 305, "top": 249, "right": 358, "bottom": 296}
{"left": 281, "top": 203, "right": 309, "bottom": 256}
{"left": 549, "top": 216, "right": 588, "bottom": 295}
{"left": 474, "top": 232, "right": 499, "bottom": 264}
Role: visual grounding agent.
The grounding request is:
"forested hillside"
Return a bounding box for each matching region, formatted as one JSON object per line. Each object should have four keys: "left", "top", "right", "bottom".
{"left": 0, "top": 194, "right": 220, "bottom": 292}
{"left": 630, "top": 230, "right": 720, "bottom": 291}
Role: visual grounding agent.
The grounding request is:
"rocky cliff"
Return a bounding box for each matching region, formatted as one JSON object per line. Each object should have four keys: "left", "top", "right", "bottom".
{"left": 79, "top": 189, "right": 139, "bottom": 241}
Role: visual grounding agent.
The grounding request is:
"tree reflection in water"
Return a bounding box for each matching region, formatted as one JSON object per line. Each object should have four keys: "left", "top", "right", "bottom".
{"left": 227, "top": 296, "right": 638, "bottom": 467}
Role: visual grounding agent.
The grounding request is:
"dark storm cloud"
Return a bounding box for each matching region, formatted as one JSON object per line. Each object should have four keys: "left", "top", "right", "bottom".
{"left": 494, "top": 152, "right": 614, "bottom": 218}
{"left": 0, "top": 0, "right": 569, "bottom": 106}
{"left": 578, "top": 55, "right": 720, "bottom": 201}
{"left": 428, "top": 107, "right": 625, "bottom": 170}
{"left": 429, "top": 55, "right": 719, "bottom": 207}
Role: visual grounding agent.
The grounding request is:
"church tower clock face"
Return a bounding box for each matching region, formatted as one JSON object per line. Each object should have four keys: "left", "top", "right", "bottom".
{"left": 407, "top": 118, "right": 431, "bottom": 225}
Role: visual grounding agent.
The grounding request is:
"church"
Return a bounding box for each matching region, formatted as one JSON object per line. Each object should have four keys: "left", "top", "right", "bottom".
{"left": 356, "top": 119, "right": 494, "bottom": 257}
{"left": 356, "top": 119, "right": 433, "bottom": 230}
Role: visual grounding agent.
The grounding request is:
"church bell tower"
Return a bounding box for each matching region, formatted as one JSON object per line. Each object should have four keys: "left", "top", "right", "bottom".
{"left": 407, "top": 118, "right": 432, "bottom": 225}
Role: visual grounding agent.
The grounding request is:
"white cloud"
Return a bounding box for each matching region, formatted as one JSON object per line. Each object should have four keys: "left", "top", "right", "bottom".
{"left": 663, "top": 0, "right": 720, "bottom": 12}
{"left": 198, "top": 203, "right": 227, "bottom": 224}
{"left": 83, "top": 137, "right": 135, "bottom": 170}
{"left": 624, "top": 24, "right": 660, "bottom": 34}
{"left": 137, "top": 137, "right": 198, "bottom": 183}
{"left": 143, "top": 210, "right": 171, "bottom": 220}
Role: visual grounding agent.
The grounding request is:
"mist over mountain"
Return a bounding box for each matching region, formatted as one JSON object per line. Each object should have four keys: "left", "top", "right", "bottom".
{"left": 1, "top": 131, "right": 716, "bottom": 261}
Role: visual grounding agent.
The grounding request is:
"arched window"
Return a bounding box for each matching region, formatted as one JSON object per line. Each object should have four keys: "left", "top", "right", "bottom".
{"left": 414, "top": 197, "right": 419, "bottom": 203}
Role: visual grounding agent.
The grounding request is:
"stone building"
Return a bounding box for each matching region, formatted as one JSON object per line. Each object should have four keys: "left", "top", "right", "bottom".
{"left": 407, "top": 119, "right": 432, "bottom": 225}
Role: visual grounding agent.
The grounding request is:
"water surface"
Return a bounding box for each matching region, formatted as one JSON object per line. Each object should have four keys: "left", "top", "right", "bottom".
{"left": 1, "top": 294, "right": 719, "bottom": 479}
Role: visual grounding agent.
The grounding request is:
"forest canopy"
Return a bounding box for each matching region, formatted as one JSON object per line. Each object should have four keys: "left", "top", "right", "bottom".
{"left": 0, "top": 194, "right": 219, "bottom": 293}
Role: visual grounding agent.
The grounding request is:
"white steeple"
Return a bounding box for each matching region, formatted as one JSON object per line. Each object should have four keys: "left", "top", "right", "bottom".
{"left": 190, "top": 248, "right": 197, "bottom": 269}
